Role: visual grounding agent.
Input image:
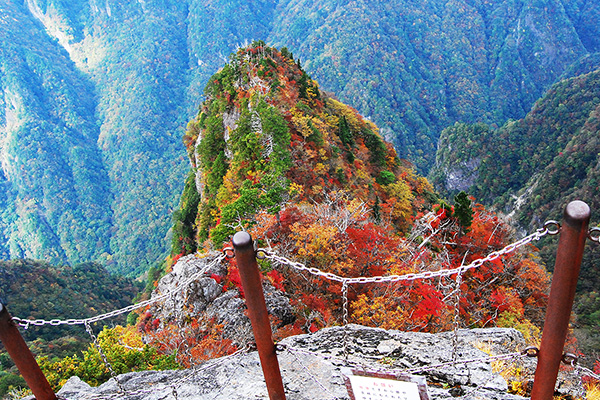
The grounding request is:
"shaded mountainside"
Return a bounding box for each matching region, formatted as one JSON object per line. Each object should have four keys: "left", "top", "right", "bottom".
{"left": 1, "top": 0, "right": 599, "bottom": 275}
{"left": 0, "top": 259, "right": 141, "bottom": 342}
{"left": 269, "top": 0, "right": 599, "bottom": 169}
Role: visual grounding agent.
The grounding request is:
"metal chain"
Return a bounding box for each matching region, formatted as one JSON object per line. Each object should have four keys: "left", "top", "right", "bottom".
{"left": 12, "top": 253, "right": 226, "bottom": 328}
{"left": 575, "top": 364, "right": 600, "bottom": 381}
{"left": 84, "top": 322, "right": 125, "bottom": 394}
{"left": 588, "top": 227, "right": 600, "bottom": 243}
{"left": 260, "top": 220, "right": 558, "bottom": 286}
{"left": 559, "top": 354, "right": 587, "bottom": 400}
{"left": 452, "top": 267, "right": 464, "bottom": 364}
{"left": 570, "top": 366, "right": 587, "bottom": 400}
{"left": 563, "top": 353, "right": 600, "bottom": 399}
{"left": 341, "top": 281, "right": 349, "bottom": 361}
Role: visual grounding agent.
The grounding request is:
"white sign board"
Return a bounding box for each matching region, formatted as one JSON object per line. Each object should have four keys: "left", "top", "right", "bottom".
{"left": 345, "top": 371, "right": 429, "bottom": 400}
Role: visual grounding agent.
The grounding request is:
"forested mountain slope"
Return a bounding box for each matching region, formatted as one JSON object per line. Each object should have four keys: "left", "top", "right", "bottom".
{"left": 0, "top": 259, "right": 140, "bottom": 342}
{"left": 431, "top": 69, "right": 600, "bottom": 302}
{"left": 269, "top": 0, "right": 598, "bottom": 169}
{"left": 0, "top": 0, "right": 598, "bottom": 275}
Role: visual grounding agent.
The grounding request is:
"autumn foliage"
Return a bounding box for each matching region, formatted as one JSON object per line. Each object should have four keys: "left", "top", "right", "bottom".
{"left": 133, "top": 43, "right": 560, "bottom": 389}
{"left": 167, "top": 42, "right": 554, "bottom": 342}
{"left": 246, "top": 194, "right": 550, "bottom": 337}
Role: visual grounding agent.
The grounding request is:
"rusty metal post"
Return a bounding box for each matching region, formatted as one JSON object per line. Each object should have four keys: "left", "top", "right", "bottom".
{"left": 0, "top": 302, "right": 57, "bottom": 400}
{"left": 232, "top": 231, "right": 286, "bottom": 400}
{"left": 531, "top": 200, "right": 590, "bottom": 400}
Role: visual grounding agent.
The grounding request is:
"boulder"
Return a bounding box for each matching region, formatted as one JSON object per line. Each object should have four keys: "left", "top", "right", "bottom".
{"left": 149, "top": 254, "right": 294, "bottom": 344}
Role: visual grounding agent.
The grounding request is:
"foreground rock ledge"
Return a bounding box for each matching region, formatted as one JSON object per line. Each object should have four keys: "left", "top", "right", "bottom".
{"left": 49, "top": 325, "right": 536, "bottom": 400}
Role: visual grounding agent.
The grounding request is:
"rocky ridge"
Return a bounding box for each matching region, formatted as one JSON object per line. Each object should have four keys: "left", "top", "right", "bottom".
{"left": 52, "top": 325, "right": 534, "bottom": 400}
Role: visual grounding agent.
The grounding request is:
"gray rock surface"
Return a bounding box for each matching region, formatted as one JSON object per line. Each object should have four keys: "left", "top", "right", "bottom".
{"left": 149, "top": 254, "right": 294, "bottom": 343}
{"left": 442, "top": 157, "right": 481, "bottom": 192}
{"left": 50, "top": 325, "right": 539, "bottom": 400}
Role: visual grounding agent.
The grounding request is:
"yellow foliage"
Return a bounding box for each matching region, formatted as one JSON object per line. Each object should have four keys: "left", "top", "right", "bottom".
{"left": 311, "top": 185, "right": 323, "bottom": 195}
{"left": 347, "top": 198, "right": 366, "bottom": 216}
{"left": 216, "top": 168, "right": 241, "bottom": 209}
{"left": 290, "top": 108, "right": 313, "bottom": 139}
{"left": 584, "top": 383, "right": 600, "bottom": 400}
{"left": 314, "top": 163, "right": 327, "bottom": 175}
{"left": 288, "top": 182, "right": 304, "bottom": 198}
{"left": 318, "top": 148, "right": 328, "bottom": 160}
{"left": 291, "top": 222, "right": 340, "bottom": 268}
{"left": 496, "top": 311, "right": 541, "bottom": 346}
{"left": 351, "top": 293, "right": 408, "bottom": 330}
{"left": 326, "top": 98, "right": 364, "bottom": 132}
{"left": 114, "top": 325, "right": 145, "bottom": 349}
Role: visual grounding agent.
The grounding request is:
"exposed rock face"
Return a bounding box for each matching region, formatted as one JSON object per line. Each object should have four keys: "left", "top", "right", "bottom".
{"left": 442, "top": 157, "right": 481, "bottom": 193}
{"left": 149, "top": 254, "right": 294, "bottom": 343}
{"left": 51, "top": 325, "right": 538, "bottom": 400}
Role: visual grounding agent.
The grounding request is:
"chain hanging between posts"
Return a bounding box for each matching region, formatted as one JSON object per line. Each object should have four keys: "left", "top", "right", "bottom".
{"left": 258, "top": 219, "right": 559, "bottom": 288}
{"left": 561, "top": 353, "right": 587, "bottom": 400}
{"left": 588, "top": 227, "right": 600, "bottom": 243}
{"left": 12, "top": 254, "right": 227, "bottom": 329}
{"left": 84, "top": 322, "right": 125, "bottom": 393}
{"left": 342, "top": 280, "right": 350, "bottom": 361}
{"left": 452, "top": 267, "right": 464, "bottom": 364}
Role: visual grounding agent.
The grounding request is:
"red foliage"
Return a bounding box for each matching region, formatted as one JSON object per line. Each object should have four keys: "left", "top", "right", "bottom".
{"left": 226, "top": 265, "right": 244, "bottom": 297}
{"left": 266, "top": 270, "right": 285, "bottom": 291}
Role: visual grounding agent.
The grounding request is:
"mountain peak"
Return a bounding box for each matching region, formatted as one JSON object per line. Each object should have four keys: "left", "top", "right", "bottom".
{"left": 174, "top": 43, "right": 433, "bottom": 253}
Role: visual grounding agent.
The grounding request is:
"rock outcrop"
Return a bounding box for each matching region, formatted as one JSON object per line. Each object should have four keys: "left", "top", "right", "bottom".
{"left": 50, "top": 325, "right": 541, "bottom": 400}
{"left": 149, "top": 254, "right": 294, "bottom": 343}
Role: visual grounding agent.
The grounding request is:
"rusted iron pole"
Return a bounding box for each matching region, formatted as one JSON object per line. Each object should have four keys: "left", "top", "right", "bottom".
{"left": 531, "top": 200, "right": 590, "bottom": 400}
{"left": 0, "top": 302, "right": 57, "bottom": 400}
{"left": 232, "top": 231, "right": 286, "bottom": 400}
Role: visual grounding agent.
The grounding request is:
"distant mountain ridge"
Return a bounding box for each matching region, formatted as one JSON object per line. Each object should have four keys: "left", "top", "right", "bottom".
{"left": 431, "top": 68, "right": 600, "bottom": 297}
{"left": 0, "top": 0, "right": 598, "bottom": 275}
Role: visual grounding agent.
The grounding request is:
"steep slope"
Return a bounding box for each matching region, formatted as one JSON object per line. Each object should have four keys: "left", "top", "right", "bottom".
{"left": 431, "top": 69, "right": 600, "bottom": 295}
{"left": 1, "top": 0, "right": 280, "bottom": 275}
{"left": 0, "top": 0, "right": 598, "bottom": 275}
{"left": 269, "top": 0, "right": 595, "bottom": 169}
{"left": 0, "top": 259, "right": 140, "bottom": 342}
{"left": 173, "top": 42, "right": 433, "bottom": 253}
{"left": 166, "top": 44, "right": 549, "bottom": 344}
{"left": 0, "top": 0, "right": 112, "bottom": 266}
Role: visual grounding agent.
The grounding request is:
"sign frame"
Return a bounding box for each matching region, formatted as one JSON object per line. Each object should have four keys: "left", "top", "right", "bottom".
{"left": 344, "top": 369, "right": 430, "bottom": 400}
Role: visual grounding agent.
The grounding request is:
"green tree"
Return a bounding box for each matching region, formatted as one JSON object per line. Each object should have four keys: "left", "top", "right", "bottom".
{"left": 454, "top": 191, "right": 473, "bottom": 231}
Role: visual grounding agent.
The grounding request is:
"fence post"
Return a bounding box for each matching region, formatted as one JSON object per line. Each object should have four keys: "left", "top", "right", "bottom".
{"left": 232, "top": 231, "right": 287, "bottom": 400}
{"left": 531, "top": 200, "right": 590, "bottom": 400}
{"left": 0, "top": 302, "right": 57, "bottom": 400}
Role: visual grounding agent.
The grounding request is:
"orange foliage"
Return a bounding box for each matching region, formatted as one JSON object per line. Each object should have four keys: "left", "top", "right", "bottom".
{"left": 144, "top": 317, "right": 237, "bottom": 368}
{"left": 252, "top": 199, "right": 551, "bottom": 337}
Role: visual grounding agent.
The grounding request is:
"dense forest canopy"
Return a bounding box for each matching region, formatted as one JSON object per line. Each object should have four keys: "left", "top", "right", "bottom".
{"left": 1, "top": 0, "right": 598, "bottom": 275}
